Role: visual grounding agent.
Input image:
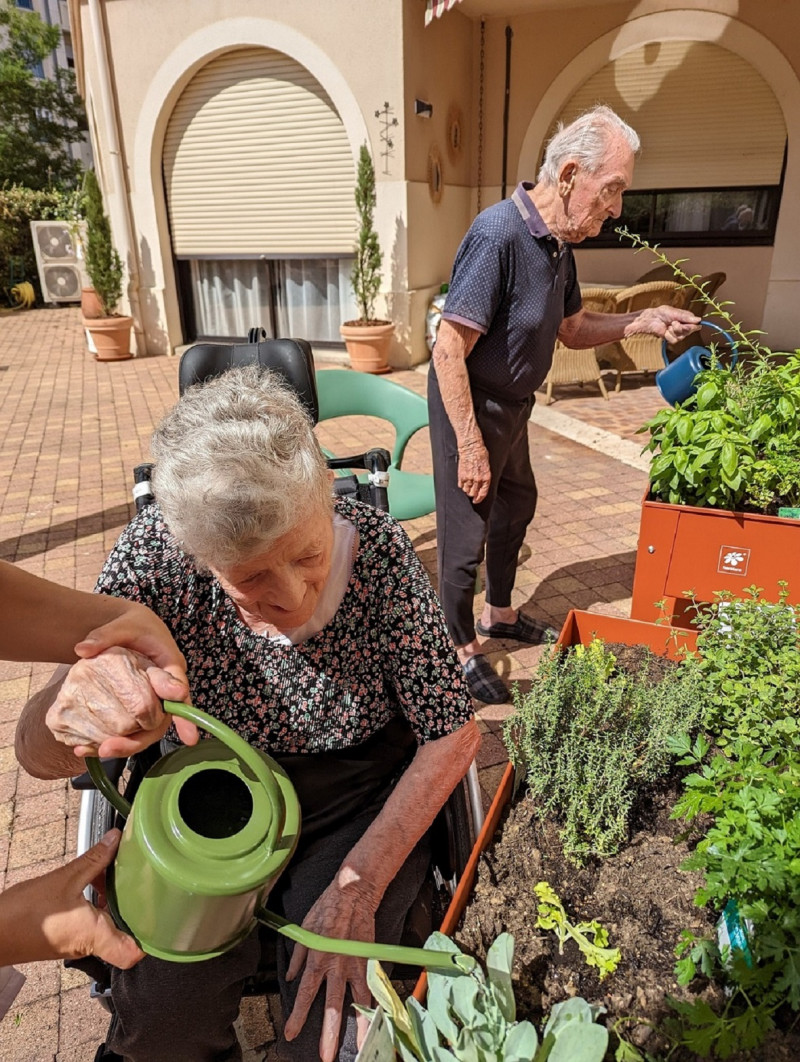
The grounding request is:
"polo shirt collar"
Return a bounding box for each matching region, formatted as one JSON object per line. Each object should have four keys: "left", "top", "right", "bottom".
{"left": 511, "top": 182, "right": 551, "bottom": 238}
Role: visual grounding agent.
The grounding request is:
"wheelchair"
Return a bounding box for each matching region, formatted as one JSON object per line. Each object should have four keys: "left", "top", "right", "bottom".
{"left": 68, "top": 332, "right": 483, "bottom": 1036}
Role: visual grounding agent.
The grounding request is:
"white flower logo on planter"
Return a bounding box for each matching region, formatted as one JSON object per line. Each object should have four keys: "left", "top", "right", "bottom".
{"left": 717, "top": 545, "right": 751, "bottom": 575}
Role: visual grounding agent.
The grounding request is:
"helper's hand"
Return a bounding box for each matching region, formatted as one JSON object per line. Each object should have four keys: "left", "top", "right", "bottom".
{"left": 457, "top": 439, "right": 491, "bottom": 504}
{"left": 75, "top": 600, "right": 188, "bottom": 682}
{"left": 283, "top": 878, "right": 376, "bottom": 1062}
{"left": 624, "top": 304, "right": 701, "bottom": 344}
{"left": 0, "top": 829, "right": 145, "bottom": 968}
{"left": 47, "top": 646, "right": 196, "bottom": 758}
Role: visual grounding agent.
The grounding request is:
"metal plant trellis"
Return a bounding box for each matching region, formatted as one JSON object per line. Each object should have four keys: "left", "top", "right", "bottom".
{"left": 374, "top": 102, "right": 399, "bottom": 175}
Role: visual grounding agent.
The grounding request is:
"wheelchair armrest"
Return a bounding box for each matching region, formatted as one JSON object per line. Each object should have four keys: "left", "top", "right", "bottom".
{"left": 70, "top": 757, "right": 127, "bottom": 791}
{"left": 133, "top": 463, "right": 155, "bottom": 513}
{"left": 327, "top": 448, "right": 390, "bottom": 512}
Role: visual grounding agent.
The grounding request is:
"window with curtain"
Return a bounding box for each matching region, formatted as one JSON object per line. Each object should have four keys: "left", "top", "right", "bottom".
{"left": 164, "top": 47, "right": 360, "bottom": 345}
{"left": 183, "top": 257, "right": 356, "bottom": 343}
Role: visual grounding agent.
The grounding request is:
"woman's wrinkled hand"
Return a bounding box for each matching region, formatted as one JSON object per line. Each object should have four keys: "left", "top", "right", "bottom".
{"left": 283, "top": 878, "right": 376, "bottom": 1062}
{"left": 46, "top": 646, "right": 195, "bottom": 758}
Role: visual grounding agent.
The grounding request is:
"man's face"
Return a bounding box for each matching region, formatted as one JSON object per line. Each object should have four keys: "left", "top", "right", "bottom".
{"left": 559, "top": 136, "right": 635, "bottom": 243}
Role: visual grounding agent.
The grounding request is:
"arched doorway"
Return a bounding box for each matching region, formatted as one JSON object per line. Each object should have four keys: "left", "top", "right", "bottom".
{"left": 163, "top": 46, "right": 358, "bottom": 342}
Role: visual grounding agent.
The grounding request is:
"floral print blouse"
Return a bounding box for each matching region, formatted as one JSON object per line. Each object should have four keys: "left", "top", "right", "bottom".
{"left": 94, "top": 497, "right": 473, "bottom": 754}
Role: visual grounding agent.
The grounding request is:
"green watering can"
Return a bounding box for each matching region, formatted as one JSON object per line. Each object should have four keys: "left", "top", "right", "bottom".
{"left": 87, "top": 701, "right": 473, "bottom": 974}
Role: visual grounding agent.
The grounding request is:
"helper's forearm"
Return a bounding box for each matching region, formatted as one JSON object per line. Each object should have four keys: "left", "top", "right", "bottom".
{"left": 0, "top": 561, "right": 133, "bottom": 663}
{"left": 432, "top": 321, "right": 483, "bottom": 452}
{"left": 335, "top": 719, "right": 481, "bottom": 911}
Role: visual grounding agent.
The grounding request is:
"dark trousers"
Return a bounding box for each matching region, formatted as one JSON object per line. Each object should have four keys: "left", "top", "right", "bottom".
{"left": 106, "top": 809, "right": 430, "bottom": 1062}
{"left": 428, "top": 366, "right": 537, "bottom": 647}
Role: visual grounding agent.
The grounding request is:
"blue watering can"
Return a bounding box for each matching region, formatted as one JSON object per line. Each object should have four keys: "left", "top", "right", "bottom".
{"left": 656, "top": 321, "right": 737, "bottom": 406}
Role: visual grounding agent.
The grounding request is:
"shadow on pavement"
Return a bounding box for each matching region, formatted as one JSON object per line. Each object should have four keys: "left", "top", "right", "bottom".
{"left": 0, "top": 502, "right": 135, "bottom": 562}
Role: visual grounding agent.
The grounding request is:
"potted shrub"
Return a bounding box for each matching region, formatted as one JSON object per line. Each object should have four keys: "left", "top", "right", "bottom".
{"left": 623, "top": 235, "right": 800, "bottom": 626}
{"left": 81, "top": 168, "right": 133, "bottom": 361}
{"left": 340, "top": 143, "right": 393, "bottom": 374}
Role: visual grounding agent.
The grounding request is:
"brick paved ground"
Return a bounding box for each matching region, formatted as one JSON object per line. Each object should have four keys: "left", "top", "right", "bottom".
{"left": 0, "top": 306, "right": 660, "bottom": 1060}
{"left": 539, "top": 369, "right": 667, "bottom": 443}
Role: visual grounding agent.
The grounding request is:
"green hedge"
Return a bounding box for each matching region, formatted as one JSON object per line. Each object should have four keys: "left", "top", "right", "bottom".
{"left": 0, "top": 184, "right": 82, "bottom": 304}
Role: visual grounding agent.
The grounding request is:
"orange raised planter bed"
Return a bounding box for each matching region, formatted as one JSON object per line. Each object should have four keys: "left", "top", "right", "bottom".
{"left": 413, "top": 608, "right": 696, "bottom": 1002}
{"left": 630, "top": 490, "right": 800, "bottom": 628}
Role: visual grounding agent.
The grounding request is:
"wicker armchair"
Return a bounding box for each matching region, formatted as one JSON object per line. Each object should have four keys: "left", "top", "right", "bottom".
{"left": 543, "top": 286, "right": 617, "bottom": 404}
{"left": 599, "top": 280, "right": 682, "bottom": 386}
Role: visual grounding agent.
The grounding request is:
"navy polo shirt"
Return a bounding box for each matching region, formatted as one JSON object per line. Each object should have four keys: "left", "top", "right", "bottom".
{"left": 441, "top": 182, "right": 581, "bottom": 402}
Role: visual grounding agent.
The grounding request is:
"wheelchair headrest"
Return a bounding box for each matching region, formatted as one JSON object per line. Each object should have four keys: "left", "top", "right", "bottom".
{"left": 178, "top": 334, "right": 319, "bottom": 424}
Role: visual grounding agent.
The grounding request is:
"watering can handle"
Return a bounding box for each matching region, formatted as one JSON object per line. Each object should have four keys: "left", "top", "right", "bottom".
{"left": 256, "top": 907, "right": 476, "bottom": 974}
{"left": 661, "top": 320, "right": 738, "bottom": 369}
{"left": 86, "top": 702, "right": 285, "bottom": 857}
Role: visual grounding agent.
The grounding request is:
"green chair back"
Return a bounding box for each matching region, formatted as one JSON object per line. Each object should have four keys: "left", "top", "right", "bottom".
{"left": 315, "top": 370, "right": 435, "bottom": 521}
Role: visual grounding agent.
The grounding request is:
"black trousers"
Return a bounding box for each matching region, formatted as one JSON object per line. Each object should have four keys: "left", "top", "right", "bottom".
{"left": 428, "top": 366, "right": 537, "bottom": 647}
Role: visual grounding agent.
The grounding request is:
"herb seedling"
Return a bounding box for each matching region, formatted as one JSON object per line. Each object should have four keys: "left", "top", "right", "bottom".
{"left": 534, "top": 881, "right": 621, "bottom": 980}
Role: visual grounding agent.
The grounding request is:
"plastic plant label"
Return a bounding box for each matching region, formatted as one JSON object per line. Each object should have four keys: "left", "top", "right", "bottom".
{"left": 354, "top": 1010, "right": 395, "bottom": 1062}
{"left": 716, "top": 898, "right": 754, "bottom": 970}
{"left": 778, "top": 507, "right": 800, "bottom": 520}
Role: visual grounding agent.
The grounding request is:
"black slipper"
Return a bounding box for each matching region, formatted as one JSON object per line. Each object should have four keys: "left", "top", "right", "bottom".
{"left": 463, "top": 654, "right": 509, "bottom": 704}
{"left": 476, "top": 613, "right": 558, "bottom": 645}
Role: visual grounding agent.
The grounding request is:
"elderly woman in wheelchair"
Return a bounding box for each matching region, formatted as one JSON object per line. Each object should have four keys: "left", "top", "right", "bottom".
{"left": 15, "top": 366, "right": 480, "bottom": 1062}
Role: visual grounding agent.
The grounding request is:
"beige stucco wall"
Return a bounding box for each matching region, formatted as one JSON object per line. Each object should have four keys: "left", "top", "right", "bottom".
{"left": 464, "top": 1, "right": 800, "bottom": 351}
{"left": 394, "top": 1, "right": 475, "bottom": 360}
{"left": 78, "top": 0, "right": 800, "bottom": 359}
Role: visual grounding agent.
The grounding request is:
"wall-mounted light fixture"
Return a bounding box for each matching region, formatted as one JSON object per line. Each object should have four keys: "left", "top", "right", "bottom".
{"left": 414, "top": 99, "right": 433, "bottom": 119}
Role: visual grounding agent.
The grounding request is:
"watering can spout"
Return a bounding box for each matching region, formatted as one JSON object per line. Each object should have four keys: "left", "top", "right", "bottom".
{"left": 656, "top": 321, "right": 737, "bottom": 407}
{"left": 256, "top": 908, "right": 476, "bottom": 974}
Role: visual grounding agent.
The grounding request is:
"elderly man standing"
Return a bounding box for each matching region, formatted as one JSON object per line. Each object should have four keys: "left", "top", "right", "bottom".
{"left": 430, "top": 104, "right": 699, "bottom": 704}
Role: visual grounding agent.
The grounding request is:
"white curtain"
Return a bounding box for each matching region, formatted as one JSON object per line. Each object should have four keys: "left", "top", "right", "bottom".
{"left": 274, "top": 259, "right": 356, "bottom": 343}
{"left": 188, "top": 257, "right": 357, "bottom": 342}
{"left": 189, "top": 260, "right": 276, "bottom": 338}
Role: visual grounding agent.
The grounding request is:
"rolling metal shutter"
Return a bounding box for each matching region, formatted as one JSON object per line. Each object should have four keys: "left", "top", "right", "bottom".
{"left": 163, "top": 47, "right": 357, "bottom": 256}
{"left": 553, "top": 41, "right": 785, "bottom": 189}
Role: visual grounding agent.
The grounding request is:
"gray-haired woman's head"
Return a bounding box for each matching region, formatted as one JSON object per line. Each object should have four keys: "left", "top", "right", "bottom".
{"left": 537, "top": 105, "right": 640, "bottom": 186}
{"left": 151, "top": 366, "right": 332, "bottom": 568}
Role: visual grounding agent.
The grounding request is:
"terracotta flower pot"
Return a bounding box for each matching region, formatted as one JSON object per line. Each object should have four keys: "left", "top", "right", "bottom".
{"left": 412, "top": 609, "right": 696, "bottom": 1003}
{"left": 630, "top": 488, "right": 800, "bottom": 627}
{"left": 340, "top": 320, "right": 393, "bottom": 374}
{"left": 81, "top": 287, "right": 104, "bottom": 320}
{"left": 83, "top": 315, "right": 133, "bottom": 361}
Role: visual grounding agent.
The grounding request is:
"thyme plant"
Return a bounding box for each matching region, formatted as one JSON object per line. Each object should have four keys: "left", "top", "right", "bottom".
{"left": 504, "top": 639, "right": 703, "bottom": 864}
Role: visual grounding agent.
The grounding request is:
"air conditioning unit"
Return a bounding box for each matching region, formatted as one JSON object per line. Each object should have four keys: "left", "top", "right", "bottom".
{"left": 30, "top": 220, "right": 87, "bottom": 304}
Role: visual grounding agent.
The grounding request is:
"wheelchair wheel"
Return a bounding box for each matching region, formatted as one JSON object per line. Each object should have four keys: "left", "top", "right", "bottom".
{"left": 430, "top": 776, "right": 475, "bottom": 897}
{"left": 443, "top": 777, "right": 475, "bottom": 885}
{"left": 77, "top": 786, "right": 120, "bottom": 906}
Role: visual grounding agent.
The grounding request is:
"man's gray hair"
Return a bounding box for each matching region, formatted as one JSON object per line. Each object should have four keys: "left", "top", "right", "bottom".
{"left": 537, "top": 105, "right": 640, "bottom": 185}
{"left": 151, "top": 366, "right": 332, "bottom": 568}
